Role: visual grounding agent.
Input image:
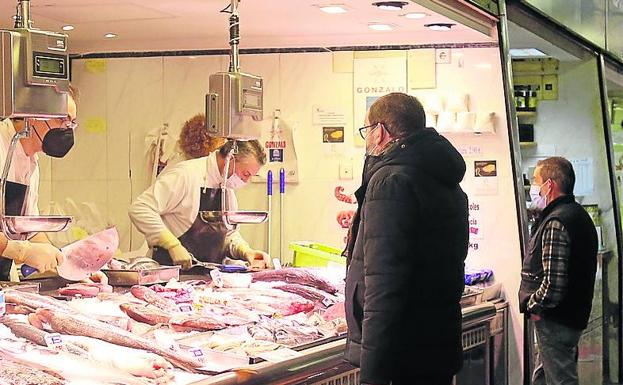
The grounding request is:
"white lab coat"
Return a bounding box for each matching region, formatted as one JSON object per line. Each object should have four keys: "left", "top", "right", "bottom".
{"left": 0, "top": 119, "right": 40, "bottom": 215}
{"left": 129, "top": 152, "right": 250, "bottom": 258}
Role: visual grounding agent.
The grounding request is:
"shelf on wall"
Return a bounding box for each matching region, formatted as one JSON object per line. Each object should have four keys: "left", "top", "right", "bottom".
{"left": 516, "top": 111, "right": 537, "bottom": 118}
{"left": 438, "top": 130, "right": 496, "bottom": 135}
{"left": 520, "top": 141, "right": 537, "bottom": 148}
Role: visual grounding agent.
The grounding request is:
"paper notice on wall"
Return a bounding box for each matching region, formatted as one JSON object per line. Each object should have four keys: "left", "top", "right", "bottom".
{"left": 570, "top": 158, "right": 593, "bottom": 196}
{"left": 353, "top": 56, "right": 407, "bottom": 147}
{"left": 473, "top": 160, "right": 498, "bottom": 195}
{"left": 313, "top": 106, "right": 347, "bottom": 126}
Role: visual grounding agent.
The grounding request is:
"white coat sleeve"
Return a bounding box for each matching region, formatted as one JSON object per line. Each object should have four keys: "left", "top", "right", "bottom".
{"left": 128, "top": 166, "right": 189, "bottom": 246}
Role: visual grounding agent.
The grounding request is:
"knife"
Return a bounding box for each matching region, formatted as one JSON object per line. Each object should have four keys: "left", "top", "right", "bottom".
{"left": 21, "top": 227, "right": 119, "bottom": 280}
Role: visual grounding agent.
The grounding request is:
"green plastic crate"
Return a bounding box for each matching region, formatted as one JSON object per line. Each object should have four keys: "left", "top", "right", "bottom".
{"left": 289, "top": 242, "right": 346, "bottom": 267}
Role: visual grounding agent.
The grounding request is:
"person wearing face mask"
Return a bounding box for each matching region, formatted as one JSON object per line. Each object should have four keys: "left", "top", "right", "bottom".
{"left": 129, "top": 139, "right": 272, "bottom": 270}
{"left": 519, "top": 157, "right": 598, "bottom": 385}
{"left": 344, "top": 93, "right": 468, "bottom": 385}
{"left": 0, "top": 88, "right": 76, "bottom": 281}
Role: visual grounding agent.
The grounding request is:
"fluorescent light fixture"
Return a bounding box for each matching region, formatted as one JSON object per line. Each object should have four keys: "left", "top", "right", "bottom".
{"left": 62, "top": 25, "right": 74, "bottom": 31}
{"left": 319, "top": 5, "right": 348, "bottom": 14}
{"left": 509, "top": 48, "right": 548, "bottom": 57}
{"left": 104, "top": 33, "right": 117, "bottom": 38}
{"left": 372, "top": 1, "right": 408, "bottom": 11}
{"left": 402, "top": 12, "right": 427, "bottom": 19}
{"left": 368, "top": 23, "right": 394, "bottom": 31}
{"left": 425, "top": 23, "right": 454, "bottom": 31}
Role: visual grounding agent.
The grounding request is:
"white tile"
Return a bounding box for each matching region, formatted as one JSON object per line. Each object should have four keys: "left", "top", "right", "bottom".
{"left": 106, "top": 179, "right": 133, "bottom": 252}
{"left": 107, "top": 58, "right": 164, "bottom": 182}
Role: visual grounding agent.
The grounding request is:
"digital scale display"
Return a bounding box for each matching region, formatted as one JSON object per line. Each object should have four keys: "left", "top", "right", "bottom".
{"left": 33, "top": 52, "right": 67, "bottom": 78}
{"left": 242, "top": 90, "right": 262, "bottom": 110}
{"left": 38, "top": 57, "right": 62, "bottom": 74}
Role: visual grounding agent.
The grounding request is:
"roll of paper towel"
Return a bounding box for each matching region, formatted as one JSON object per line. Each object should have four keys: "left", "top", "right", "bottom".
{"left": 425, "top": 112, "right": 437, "bottom": 128}
{"left": 424, "top": 94, "right": 444, "bottom": 115}
{"left": 475, "top": 112, "right": 496, "bottom": 133}
{"left": 437, "top": 112, "right": 456, "bottom": 132}
{"left": 447, "top": 93, "right": 469, "bottom": 113}
{"left": 455, "top": 112, "right": 476, "bottom": 132}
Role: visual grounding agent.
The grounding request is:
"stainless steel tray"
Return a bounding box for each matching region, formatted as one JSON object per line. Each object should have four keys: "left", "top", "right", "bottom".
{"left": 102, "top": 266, "right": 180, "bottom": 286}
{"left": 460, "top": 286, "right": 484, "bottom": 308}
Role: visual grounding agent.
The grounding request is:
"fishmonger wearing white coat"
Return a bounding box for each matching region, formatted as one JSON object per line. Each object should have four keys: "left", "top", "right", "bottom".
{"left": 0, "top": 91, "right": 77, "bottom": 281}
{"left": 129, "top": 140, "right": 271, "bottom": 270}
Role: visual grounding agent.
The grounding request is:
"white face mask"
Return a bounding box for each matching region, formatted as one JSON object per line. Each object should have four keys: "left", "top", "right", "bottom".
{"left": 529, "top": 181, "right": 549, "bottom": 210}
{"left": 365, "top": 124, "right": 381, "bottom": 156}
{"left": 227, "top": 174, "right": 247, "bottom": 189}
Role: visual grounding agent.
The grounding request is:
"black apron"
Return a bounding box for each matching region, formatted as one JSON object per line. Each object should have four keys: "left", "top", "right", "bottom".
{"left": 153, "top": 187, "right": 232, "bottom": 267}
{"left": 0, "top": 180, "right": 28, "bottom": 281}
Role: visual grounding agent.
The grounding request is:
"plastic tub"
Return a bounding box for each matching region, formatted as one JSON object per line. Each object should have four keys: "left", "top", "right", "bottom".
{"left": 289, "top": 242, "right": 346, "bottom": 267}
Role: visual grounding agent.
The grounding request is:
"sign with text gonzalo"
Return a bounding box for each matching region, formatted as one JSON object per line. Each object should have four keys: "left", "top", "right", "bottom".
{"left": 353, "top": 55, "right": 407, "bottom": 147}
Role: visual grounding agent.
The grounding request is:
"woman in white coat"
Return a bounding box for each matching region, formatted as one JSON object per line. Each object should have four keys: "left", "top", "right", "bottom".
{"left": 129, "top": 140, "right": 271, "bottom": 270}
{"left": 0, "top": 92, "right": 77, "bottom": 281}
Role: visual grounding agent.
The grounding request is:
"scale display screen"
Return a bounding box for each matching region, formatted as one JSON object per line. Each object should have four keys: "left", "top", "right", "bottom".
{"left": 39, "top": 57, "right": 62, "bottom": 74}
{"left": 242, "top": 90, "right": 262, "bottom": 110}
{"left": 33, "top": 52, "right": 67, "bottom": 79}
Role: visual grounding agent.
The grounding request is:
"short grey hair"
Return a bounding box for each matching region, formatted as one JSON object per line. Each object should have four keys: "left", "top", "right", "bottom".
{"left": 536, "top": 157, "right": 575, "bottom": 195}
{"left": 219, "top": 140, "right": 267, "bottom": 166}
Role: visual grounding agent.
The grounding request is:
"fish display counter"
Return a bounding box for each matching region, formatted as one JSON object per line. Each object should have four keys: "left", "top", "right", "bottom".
{"left": 0, "top": 268, "right": 505, "bottom": 385}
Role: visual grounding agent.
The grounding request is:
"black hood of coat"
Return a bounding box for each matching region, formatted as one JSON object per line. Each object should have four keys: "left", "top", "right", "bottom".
{"left": 364, "top": 128, "right": 466, "bottom": 186}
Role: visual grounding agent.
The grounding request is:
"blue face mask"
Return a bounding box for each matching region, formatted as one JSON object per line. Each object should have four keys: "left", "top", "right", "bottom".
{"left": 529, "top": 181, "right": 549, "bottom": 210}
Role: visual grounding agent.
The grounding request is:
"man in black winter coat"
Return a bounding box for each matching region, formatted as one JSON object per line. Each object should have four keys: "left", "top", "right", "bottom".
{"left": 344, "top": 92, "right": 469, "bottom": 385}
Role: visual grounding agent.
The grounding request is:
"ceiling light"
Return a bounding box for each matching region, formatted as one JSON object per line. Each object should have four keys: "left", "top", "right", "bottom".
{"left": 509, "top": 48, "right": 547, "bottom": 58}
{"left": 62, "top": 25, "right": 74, "bottom": 31}
{"left": 368, "top": 23, "right": 394, "bottom": 31}
{"left": 319, "top": 5, "right": 348, "bottom": 14}
{"left": 372, "top": 1, "right": 408, "bottom": 11}
{"left": 402, "top": 12, "right": 427, "bottom": 19}
{"left": 104, "top": 33, "right": 117, "bottom": 39}
{"left": 425, "top": 23, "right": 455, "bottom": 31}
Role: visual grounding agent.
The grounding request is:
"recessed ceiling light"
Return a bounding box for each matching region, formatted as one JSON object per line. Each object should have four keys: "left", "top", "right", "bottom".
{"left": 402, "top": 12, "right": 427, "bottom": 19}
{"left": 372, "top": 1, "right": 408, "bottom": 11}
{"left": 104, "top": 33, "right": 117, "bottom": 38}
{"left": 318, "top": 5, "right": 348, "bottom": 14}
{"left": 425, "top": 23, "right": 455, "bottom": 31}
{"left": 368, "top": 23, "right": 394, "bottom": 31}
{"left": 62, "top": 25, "right": 74, "bottom": 31}
{"left": 509, "top": 48, "right": 548, "bottom": 58}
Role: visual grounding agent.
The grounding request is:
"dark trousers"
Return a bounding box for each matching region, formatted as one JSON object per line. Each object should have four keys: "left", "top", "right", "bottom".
{"left": 532, "top": 317, "right": 582, "bottom": 385}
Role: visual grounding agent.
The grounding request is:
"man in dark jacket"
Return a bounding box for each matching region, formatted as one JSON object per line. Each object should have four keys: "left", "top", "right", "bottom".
{"left": 344, "top": 92, "right": 468, "bottom": 385}
{"left": 519, "top": 157, "right": 597, "bottom": 385}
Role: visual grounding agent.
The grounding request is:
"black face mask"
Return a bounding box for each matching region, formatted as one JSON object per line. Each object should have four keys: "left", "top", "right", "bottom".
{"left": 34, "top": 123, "right": 75, "bottom": 158}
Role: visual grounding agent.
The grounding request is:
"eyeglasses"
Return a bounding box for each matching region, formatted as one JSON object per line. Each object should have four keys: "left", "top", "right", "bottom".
{"left": 45, "top": 119, "right": 78, "bottom": 131}
{"left": 359, "top": 123, "right": 379, "bottom": 140}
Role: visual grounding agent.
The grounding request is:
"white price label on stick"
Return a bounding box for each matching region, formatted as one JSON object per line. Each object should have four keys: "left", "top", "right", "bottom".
{"left": 177, "top": 303, "right": 194, "bottom": 313}
{"left": 44, "top": 333, "right": 64, "bottom": 349}
{"left": 188, "top": 347, "right": 206, "bottom": 362}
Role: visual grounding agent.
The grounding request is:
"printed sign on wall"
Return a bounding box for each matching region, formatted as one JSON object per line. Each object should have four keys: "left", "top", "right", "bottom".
{"left": 323, "top": 127, "right": 345, "bottom": 143}
{"left": 473, "top": 160, "right": 498, "bottom": 195}
{"left": 353, "top": 56, "right": 407, "bottom": 147}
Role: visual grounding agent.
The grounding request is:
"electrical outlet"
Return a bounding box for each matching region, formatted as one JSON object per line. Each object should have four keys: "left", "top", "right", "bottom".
{"left": 339, "top": 161, "right": 353, "bottom": 180}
